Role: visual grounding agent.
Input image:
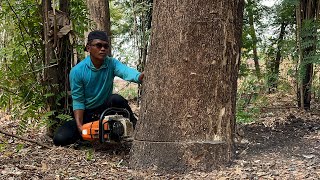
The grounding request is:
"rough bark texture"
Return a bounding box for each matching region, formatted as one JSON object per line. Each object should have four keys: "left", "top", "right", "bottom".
{"left": 42, "top": 0, "right": 72, "bottom": 136}
{"left": 130, "top": 0, "right": 244, "bottom": 172}
{"left": 86, "top": 0, "right": 111, "bottom": 56}
{"left": 296, "top": 0, "right": 318, "bottom": 110}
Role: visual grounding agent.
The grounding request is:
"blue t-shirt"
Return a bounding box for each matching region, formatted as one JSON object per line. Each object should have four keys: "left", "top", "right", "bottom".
{"left": 69, "top": 55, "right": 141, "bottom": 110}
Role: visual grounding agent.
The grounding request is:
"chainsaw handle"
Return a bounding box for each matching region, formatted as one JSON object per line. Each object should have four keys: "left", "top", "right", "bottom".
{"left": 98, "top": 107, "right": 131, "bottom": 143}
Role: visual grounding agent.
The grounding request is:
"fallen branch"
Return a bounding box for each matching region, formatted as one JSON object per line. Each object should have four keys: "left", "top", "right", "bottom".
{"left": 0, "top": 128, "right": 52, "bottom": 149}
{"left": 259, "top": 106, "right": 298, "bottom": 110}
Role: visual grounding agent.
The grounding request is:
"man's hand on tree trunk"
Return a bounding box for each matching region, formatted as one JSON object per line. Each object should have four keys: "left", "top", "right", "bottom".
{"left": 139, "top": 72, "right": 144, "bottom": 82}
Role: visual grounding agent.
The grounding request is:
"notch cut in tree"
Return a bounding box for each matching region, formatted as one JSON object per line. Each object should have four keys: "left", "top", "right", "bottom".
{"left": 130, "top": 0, "right": 244, "bottom": 172}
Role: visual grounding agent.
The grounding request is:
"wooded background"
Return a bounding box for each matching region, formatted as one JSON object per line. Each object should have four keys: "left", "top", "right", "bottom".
{"left": 0, "top": 0, "right": 320, "bottom": 170}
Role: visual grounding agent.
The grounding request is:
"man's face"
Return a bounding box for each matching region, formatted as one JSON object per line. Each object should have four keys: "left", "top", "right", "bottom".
{"left": 87, "top": 39, "right": 109, "bottom": 61}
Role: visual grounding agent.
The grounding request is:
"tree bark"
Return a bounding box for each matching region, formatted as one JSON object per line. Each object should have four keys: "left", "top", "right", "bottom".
{"left": 130, "top": 0, "right": 244, "bottom": 172}
{"left": 297, "top": 0, "right": 318, "bottom": 110}
{"left": 247, "top": 0, "right": 260, "bottom": 78}
{"left": 42, "top": 0, "right": 72, "bottom": 136}
{"left": 86, "top": 0, "right": 112, "bottom": 56}
{"left": 267, "top": 22, "right": 287, "bottom": 93}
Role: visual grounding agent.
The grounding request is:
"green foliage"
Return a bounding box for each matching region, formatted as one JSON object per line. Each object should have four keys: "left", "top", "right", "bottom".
{"left": 312, "top": 71, "right": 320, "bottom": 101}
{"left": 110, "top": 0, "right": 152, "bottom": 67}
{"left": 236, "top": 76, "right": 265, "bottom": 123}
{"left": 70, "top": 0, "right": 91, "bottom": 60}
{"left": 242, "top": 0, "right": 270, "bottom": 57}
{"left": 4, "top": 0, "right": 320, "bottom": 135}
{"left": 0, "top": 0, "right": 45, "bottom": 128}
{"left": 0, "top": 0, "right": 89, "bottom": 133}
{"left": 0, "top": 140, "right": 8, "bottom": 152}
{"left": 56, "top": 113, "right": 73, "bottom": 122}
{"left": 85, "top": 148, "right": 95, "bottom": 161}
{"left": 297, "top": 18, "right": 320, "bottom": 105}
{"left": 15, "top": 143, "right": 24, "bottom": 152}
{"left": 118, "top": 86, "right": 138, "bottom": 100}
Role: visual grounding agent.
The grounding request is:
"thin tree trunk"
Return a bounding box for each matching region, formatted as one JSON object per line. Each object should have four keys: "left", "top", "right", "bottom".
{"left": 59, "top": 0, "right": 72, "bottom": 115}
{"left": 136, "top": 0, "right": 153, "bottom": 106}
{"left": 247, "top": 0, "right": 260, "bottom": 78}
{"left": 297, "top": 0, "right": 318, "bottom": 110}
{"left": 268, "top": 22, "right": 287, "bottom": 93}
{"left": 86, "top": 0, "right": 112, "bottom": 56}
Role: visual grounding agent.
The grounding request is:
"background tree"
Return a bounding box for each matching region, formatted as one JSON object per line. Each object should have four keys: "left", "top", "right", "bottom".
{"left": 2, "top": 0, "right": 320, "bottom": 147}
{"left": 241, "top": 0, "right": 270, "bottom": 78}
{"left": 42, "top": 0, "right": 74, "bottom": 136}
{"left": 265, "top": 0, "right": 295, "bottom": 93}
{"left": 246, "top": 0, "right": 261, "bottom": 78}
{"left": 296, "top": 0, "right": 319, "bottom": 110}
{"left": 130, "top": 0, "right": 244, "bottom": 172}
{"left": 86, "top": 0, "right": 112, "bottom": 56}
{"left": 0, "top": 0, "right": 89, "bottom": 134}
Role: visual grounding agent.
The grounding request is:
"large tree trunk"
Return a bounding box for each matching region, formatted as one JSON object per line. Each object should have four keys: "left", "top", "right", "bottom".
{"left": 296, "top": 0, "right": 318, "bottom": 110}
{"left": 86, "top": 0, "right": 111, "bottom": 56}
{"left": 130, "top": 0, "right": 244, "bottom": 172}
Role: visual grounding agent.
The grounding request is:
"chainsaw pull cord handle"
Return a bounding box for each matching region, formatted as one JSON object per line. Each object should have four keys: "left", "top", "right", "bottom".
{"left": 98, "top": 107, "right": 131, "bottom": 143}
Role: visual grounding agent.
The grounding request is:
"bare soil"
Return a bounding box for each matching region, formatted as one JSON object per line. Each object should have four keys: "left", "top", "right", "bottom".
{"left": 0, "top": 92, "right": 319, "bottom": 179}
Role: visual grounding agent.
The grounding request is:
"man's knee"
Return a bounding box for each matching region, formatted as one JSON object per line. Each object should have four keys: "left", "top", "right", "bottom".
{"left": 107, "top": 94, "right": 128, "bottom": 107}
{"left": 53, "top": 132, "right": 80, "bottom": 146}
{"left": 52, "top": 120, "right": 79, "bottom": 146}
{"left": 53, "top": 133, "right": 67, "bottom": 146}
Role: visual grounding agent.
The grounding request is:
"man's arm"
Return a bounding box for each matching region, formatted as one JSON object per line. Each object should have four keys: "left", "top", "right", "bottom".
{"left": 69, "top": 68, "right": 86, "bottom": 134}
{"left": 112, "top": 58, "right": 143, "bottom": 83}
{"left": 74, "top": 110, "right": 84, "bottom": 134}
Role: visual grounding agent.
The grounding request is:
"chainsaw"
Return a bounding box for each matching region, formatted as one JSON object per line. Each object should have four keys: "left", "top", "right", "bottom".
{"left": 81, "top": 108, "right": 134, "bottom": 143}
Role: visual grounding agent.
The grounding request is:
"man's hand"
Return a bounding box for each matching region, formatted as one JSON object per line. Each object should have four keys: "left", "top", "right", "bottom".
{"left": 77, "top": 124, "right": 83, "bottom": 134}
{"left": 139, "top": 72, "right": 145, "bottom": 82}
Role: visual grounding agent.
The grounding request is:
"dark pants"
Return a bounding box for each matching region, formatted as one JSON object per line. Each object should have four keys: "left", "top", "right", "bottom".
{"left": 53, "top": 94, "right": 137, "bottom": 146}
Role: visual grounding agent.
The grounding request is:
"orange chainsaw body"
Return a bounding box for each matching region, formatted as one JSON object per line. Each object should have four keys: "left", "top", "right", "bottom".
{"left": 81, "top": 113, "right": 134, "bottom": 142}
{"left": 82, "top": 120, "right": 109, "bottom": 141}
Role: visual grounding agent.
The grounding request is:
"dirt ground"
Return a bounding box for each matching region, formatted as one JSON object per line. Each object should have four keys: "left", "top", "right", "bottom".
{"left": 0, "top": 92, "right": 319, "bottom": 179}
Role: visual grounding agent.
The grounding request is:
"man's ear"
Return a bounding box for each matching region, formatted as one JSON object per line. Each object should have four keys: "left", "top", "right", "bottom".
{"left": 86, "top": 45, "right": 91, "bottom": 52}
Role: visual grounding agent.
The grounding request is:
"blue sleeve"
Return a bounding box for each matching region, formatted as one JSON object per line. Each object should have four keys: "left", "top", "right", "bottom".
{"left": 112, "top": 58, "right": 141, "bottom": 83}
{"left": 69, "top": 68, "right": 85, "bottom": 110}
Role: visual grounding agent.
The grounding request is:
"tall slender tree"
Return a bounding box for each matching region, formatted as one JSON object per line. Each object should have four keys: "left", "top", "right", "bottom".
{"left": 266, "top": 1, "right": 295, "bottom": 93}
{"left": 86, "top": 0, "right": 112, "bottom": 56}
{"left": 247, "top": 0, "right": 261, "bottom": 78}
{"left": 296, "top": 0, "right": 319, "bottom": 110}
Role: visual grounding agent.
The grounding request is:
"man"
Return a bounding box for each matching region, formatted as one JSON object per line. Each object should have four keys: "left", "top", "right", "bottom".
{"left": 53, "top": 30, "right": 144, "bottom": 146}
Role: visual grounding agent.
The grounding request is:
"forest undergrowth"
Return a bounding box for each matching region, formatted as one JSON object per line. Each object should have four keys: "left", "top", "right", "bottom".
{"left": 0, "top": 85, "right": 319, "bottom": 179}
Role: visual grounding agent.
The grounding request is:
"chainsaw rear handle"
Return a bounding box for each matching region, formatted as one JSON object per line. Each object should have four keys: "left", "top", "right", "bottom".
{"left": 98, "top": 107, "right": 130, "bottom": 143}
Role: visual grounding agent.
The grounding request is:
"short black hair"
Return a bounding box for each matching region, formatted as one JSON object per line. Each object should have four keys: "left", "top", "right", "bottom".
{"left": 84, "top": 30, "right": 109, "bottom": 51}
{"left": 88, "top": 30, "right": 108, "bottom": 42}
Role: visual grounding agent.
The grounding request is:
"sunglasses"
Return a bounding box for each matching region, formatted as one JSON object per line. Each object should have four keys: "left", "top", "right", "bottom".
{"left": 91, "top": 43, "right": 109, "bottom": 49}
